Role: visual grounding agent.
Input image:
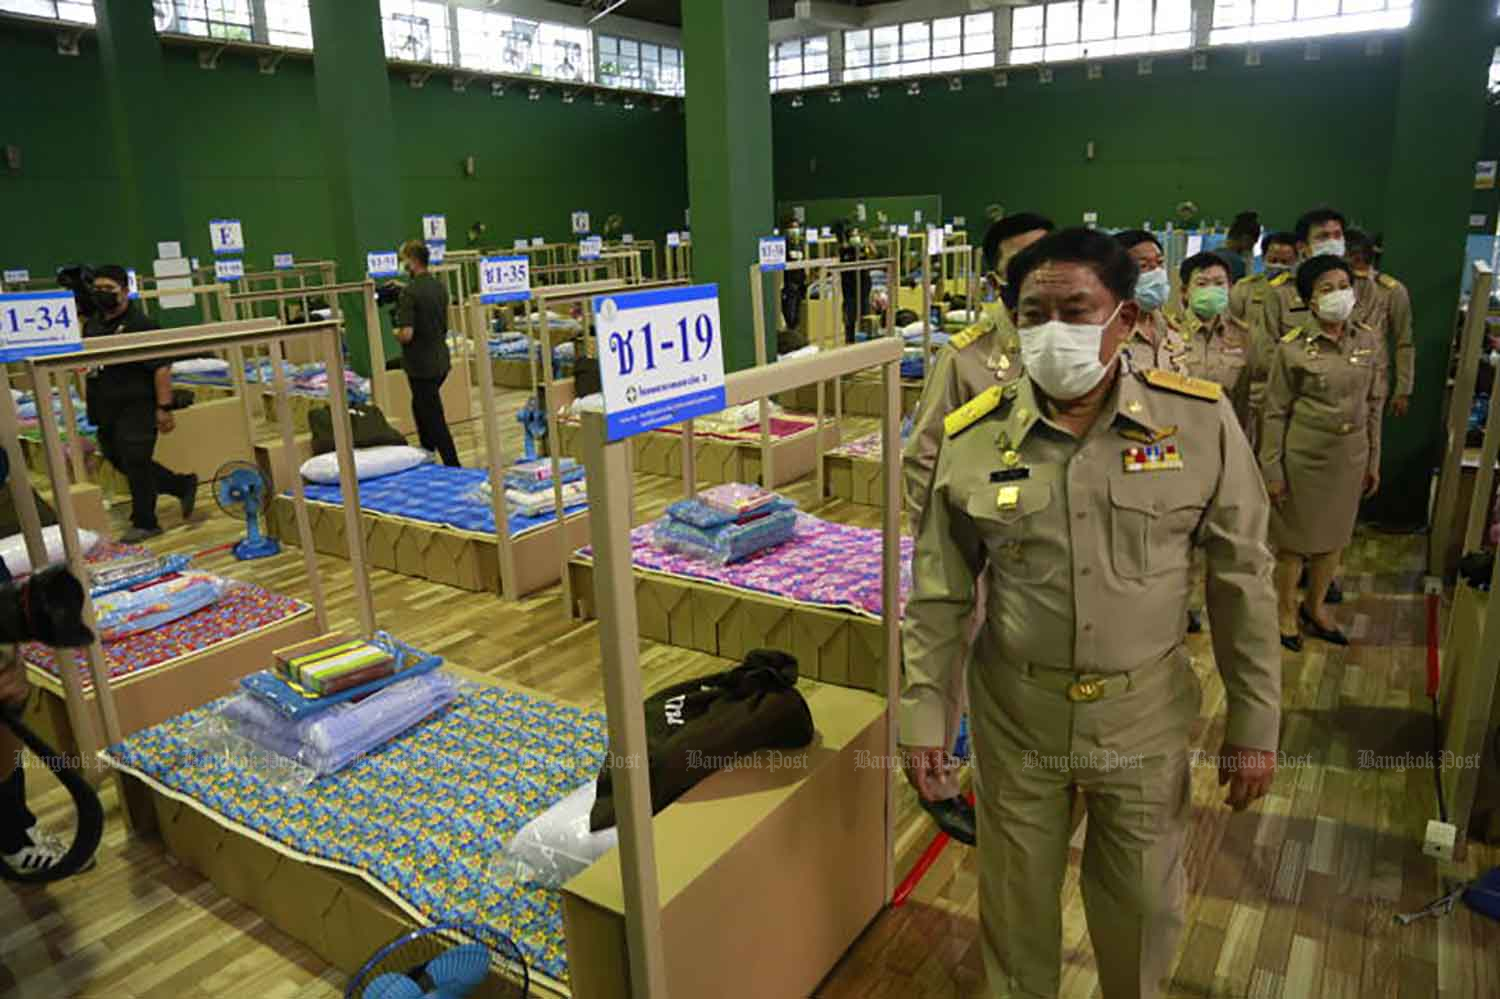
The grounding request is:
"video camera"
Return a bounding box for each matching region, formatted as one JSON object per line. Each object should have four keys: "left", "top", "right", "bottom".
{"left": 55, "top": 264, "right": 99, "bottom": 322}
{"left": 373, "top": 282, "right": 402, "bottom": 308}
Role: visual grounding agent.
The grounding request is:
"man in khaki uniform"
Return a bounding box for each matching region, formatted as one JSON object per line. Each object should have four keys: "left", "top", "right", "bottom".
{"left": 1346, "top": 228, "right": 1414, "bottom": 417}
{"left": 1229, "top": 231, "right": 1298, "bottom": 445}
{"left": 1260, "top": 208, "right": 1348, "bottom": 344}
{"left": 1115, "top": 230, "right": 1190, "bottom": 375}
{"left": 902, "top": 229, "right": 1280, "bottom": 999}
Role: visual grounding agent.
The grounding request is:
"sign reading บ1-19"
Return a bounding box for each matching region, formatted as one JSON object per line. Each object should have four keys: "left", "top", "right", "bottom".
{"left": 594, "top": 284, "right": 726, "bottom": 442}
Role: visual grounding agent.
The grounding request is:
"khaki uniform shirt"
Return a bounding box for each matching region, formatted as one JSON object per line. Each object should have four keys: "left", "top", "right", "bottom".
{"left": 1259, "top": 321, "right": 1388, "bottom": 488}
{"left": 1353, "top": 269, "right": 1415, "bottom": 399}
{"left": 903, "top": 301, "right": 1025, "bottom": 531}
{"left": 1178, "top": 309, "right": 1253, "bottom": 432}
{"left": 1120, "top": 310, "right": 1190, "bottom": 375}
{"left": 900, "top": 368, "right": 1281, "bottom": 752}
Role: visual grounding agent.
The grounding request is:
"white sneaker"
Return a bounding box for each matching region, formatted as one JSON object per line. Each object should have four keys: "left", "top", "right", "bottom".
{"left": 2, "top": 827, "right": 95, "bottom": 875}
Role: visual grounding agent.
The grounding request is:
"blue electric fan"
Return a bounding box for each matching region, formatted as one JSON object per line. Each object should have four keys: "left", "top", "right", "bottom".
{"left": 345, "top": 922, "right": 528, "bottom": 999}
{"left": 212, "top": 460, "right": 281, "bottom": 561}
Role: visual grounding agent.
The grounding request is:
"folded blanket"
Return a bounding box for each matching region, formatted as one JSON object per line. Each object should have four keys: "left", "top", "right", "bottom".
{"left": 220, "top": 670, "right": 460, "bottom": 776}
{"left": 92, "top": 571, "right": 232, "bottom": 642}
{"left": 652, "top": 507, "right": 797, "bottom": 565}
{"left": 666, "top": 495, "right": 794, "bottom": 530}
{"left": 699, "top": 482, "right": 776, "bottom": 518}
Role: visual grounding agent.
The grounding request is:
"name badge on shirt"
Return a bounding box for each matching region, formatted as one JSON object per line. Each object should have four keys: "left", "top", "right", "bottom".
{"left": 990, "top": 468, "right": 1031, "bottom": 483}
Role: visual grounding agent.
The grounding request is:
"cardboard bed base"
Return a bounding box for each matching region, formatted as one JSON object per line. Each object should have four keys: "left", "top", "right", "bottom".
{"left": 823, "top": 451, "right": 889, "bottom": 507}
{"left": 776, "top": 374, "right": 924, "bottom": 418}
{"left": 22, "top": 606, "right": 318, "bottom": 758}
{"left": 567, "top": 559, "right": 886, "bottom": 693}
{"left": 108, "top": 667, "right": 886, "bottom": 999}
{"left": 557, "top": 419, "right": 840, "bottom": 490}
{"left": 472, "top": 357, "right": 538, "bottom": 390}
{"left": 267, "top": 495, "right": 590, "bottom": 596}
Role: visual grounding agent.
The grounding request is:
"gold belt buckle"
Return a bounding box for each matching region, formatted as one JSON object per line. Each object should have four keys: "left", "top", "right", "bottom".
{"left": 1067, "top": 679, "right": 1103, "bottom": 702}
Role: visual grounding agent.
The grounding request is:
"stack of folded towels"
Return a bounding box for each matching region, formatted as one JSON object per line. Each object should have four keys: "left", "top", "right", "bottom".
{"left": 220, "top": 631, "right": 458, "bottom": 777}
{"left": 469, "top": 458, "right": 589, "bottom": 517}
{"left": 653, "top": 482, "right": 798, "bottom": 564}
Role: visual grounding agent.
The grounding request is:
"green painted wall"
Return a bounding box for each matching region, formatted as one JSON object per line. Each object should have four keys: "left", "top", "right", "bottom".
{"left": 774, "top": 36, "right": 1408, "bottom": 237}
{"left": 0, "top": 28, "right": 688, "bottom": 291}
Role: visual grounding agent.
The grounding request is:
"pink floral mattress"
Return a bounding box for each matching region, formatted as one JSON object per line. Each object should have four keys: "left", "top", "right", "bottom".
{"left": 651, "top": 415, "right": 816, "bottom": 442}
{"left": 24, "top": 544, "right": 309, "bottom": 686}
{"left": 578, "top": 512, "right": 911, "bottom": 619}
{"left": 829, "top": 431, "right": 883, "bottom": 461}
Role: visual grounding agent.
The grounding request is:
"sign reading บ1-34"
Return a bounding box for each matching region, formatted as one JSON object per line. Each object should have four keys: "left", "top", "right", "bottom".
{"left": 0, "top": 291, "right": 82, "bottom": 362}
{"left": 594, "top": 284, "right": 725, "bottom": 442}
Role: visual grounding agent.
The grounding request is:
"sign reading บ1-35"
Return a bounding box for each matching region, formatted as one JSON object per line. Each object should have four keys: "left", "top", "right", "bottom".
{"left": 594, "top": 284, "right": 725, "bottom": 442}
{"left": 0, "top": 291, "right": 82, "bottom": 362}
{"left": 478, "top": 255, "right": 530, "bottom": 304}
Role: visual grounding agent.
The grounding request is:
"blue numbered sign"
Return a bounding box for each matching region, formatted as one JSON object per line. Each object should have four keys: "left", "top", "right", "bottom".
{"left": 3, "top": 269, "right": 29, "bottom": 284}
{"left": 210, "top": 219, "right": 244, "bottom": 255}
{"left": 666, "top": 231, "right": 681, "bottom": 248}
{"left": 127, "top": 269, "right": 139, "bottom": 299}
{"left": 426, "top": 240, "right": 446, "bottom": 265}
{"left": 0, "top": 291, "right": 82, "bottom": 361}
{"left": 273, "top": 253, "right": 295, "bottom": 270}
{"left": 623, "top": 234, "right": 635, "bottom": 245}
{"left": 215, "top": 259, "right": 244, "bottom": 282}
{"left": 531, "top": 236, "right": 545, "bottom": 248}
{"left": 579, "top": 236, "right": 603, "bottom": 261}
{"left": 367, "top": 251, "right": 400, "bottom": 278}
{"left": 927, "top": 227, "right": 945, "bottom": 255}
{"left": 513, "top": 238, "right": 529, "bottom": 251}
{"left": 479, "top": 255, "right": 530, "bottom": 304}
{"left": 759, "top": 237, "right": 787, "bottom": 272}
{"left": 594, "top": 283, "right": 725, "bottom": 442}
{"left": 422, "top": 214, "right": 447, "bottom": 242}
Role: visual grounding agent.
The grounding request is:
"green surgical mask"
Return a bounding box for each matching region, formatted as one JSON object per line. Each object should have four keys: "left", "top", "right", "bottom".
{"left": 1189, "top": 285, "right": 1229, "bottom": 319}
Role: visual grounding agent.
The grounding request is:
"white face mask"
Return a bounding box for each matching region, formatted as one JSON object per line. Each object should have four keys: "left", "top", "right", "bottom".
{"left": 1310, "top": 237, "right": 1346, "bottom": 258}
{"left": 1316, "top": 287, "right": 1356, "bottom": 322}
{"left": 1020, "top": 303, "right": 1123, "bottom": 401}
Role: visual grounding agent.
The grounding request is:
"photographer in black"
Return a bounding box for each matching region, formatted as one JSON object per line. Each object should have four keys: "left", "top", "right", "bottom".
{"left": 83, "top": 266, "right": 197, "bottom": 542}
{"left": 393, "top": 240, "right": 459, "bottom": 467}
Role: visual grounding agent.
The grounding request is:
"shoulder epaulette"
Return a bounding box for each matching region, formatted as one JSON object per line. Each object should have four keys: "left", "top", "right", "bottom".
{"left": 1142, "top": 367, "right": 1222, "bottom": 402}
{"left": 1378, "top": 272, "right": 1398, "bottom": 290}
{"left": 948, "top": 321, "right": 991, "bottom": 351}
{"left": 943, "top": 385, "right": 1003, "bottom": 437}
{"left": 1269, "top": 272, "right": 1292, "bottom": 287}
{"left": 1281, "top": 327, "right": 1304, "bottom": 343}
{"left": 1234, "top": 273, "right": 1263, "bottom": 287}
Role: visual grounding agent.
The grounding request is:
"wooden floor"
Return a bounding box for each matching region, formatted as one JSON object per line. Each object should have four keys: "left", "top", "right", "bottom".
{"left": 1, "top": 395, "right": 1497, "bottom": 998}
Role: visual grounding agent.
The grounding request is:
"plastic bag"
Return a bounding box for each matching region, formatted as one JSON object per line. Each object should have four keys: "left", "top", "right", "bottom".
{"left": 493, "top": 782, "right": 618, "bottom": 889}
{"left": 652, "top": 507, "right": 798, "bottom": 565}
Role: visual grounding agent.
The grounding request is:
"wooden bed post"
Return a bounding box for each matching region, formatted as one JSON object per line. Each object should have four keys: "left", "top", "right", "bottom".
{"left": 268, "top": 337, "right": 329, "bottom": 634}
{"left": 749, "top": 263, "right": 774, "bottom": 490}
{"left": 57, "top": 369, "right": 87, "bottom": 486}
{"left": 470, "top": 298, "right": 517, "bottom": 603}
{"left": 1430, "top": 261, "right": 1492, "bottom": 578}
{"left": 322, "top": 324, "right": 377, "bottom": 638}
{"left": 26, "top": 364, "right": 121, "bottom": 764}
{"left": 537, "top": 298, "right": 572, "bottom": 616}
{"left": 920, "top": 241, "right": 933, "bottom": 389}
{"left": 364, "top": 278, "right": 388, "bottom": 415}
{"left": 578, "top": 411, "right": 670, "bottom": 999}
{"left": 879, "top": 354, "right": 902, "bottom": 902}
{"left": 1464, "top": 380, "right": 1500, "bottom": 556}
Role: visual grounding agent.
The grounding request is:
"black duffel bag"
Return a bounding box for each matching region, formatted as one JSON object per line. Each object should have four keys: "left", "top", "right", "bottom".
{"left": 307, "top": 403, "right": 407, "bottom": 456}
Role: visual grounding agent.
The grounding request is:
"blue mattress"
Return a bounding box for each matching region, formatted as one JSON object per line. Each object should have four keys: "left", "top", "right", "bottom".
{"left": 297, "top": 463, "right": 587, "bottom": 538}
{"left": 104, "top": 681, "right": 607, "bottom": 985}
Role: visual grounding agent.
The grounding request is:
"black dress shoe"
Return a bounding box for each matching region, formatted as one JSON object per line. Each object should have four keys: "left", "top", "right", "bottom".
{"left": 920, "top": 795, "right": 976, "bottom": 846}
{"left": 1324, "top": 579, "right": 1343, "bottom": 605}
{"left": 1187, "top": 608, "right": 1203, "bottom": 634}
{"left": 1299, "top": 604, "right": 1349, "bottom": 646}
{"left": 179, "top": 474, "right": 199, "bottom": 521}
{"left": 1280, "top": 633, "right": 1303, "bottom": 652}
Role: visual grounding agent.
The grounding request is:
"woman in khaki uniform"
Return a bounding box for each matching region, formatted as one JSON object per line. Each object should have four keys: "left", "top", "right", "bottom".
{"left": 1260, "top": 255, "right": 1386, "bottom": 650}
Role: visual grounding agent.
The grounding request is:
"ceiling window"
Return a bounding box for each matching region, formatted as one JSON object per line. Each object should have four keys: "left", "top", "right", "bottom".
{"left": 1209, "top": 0, "right": 1412, "bottom": 45}
{"left": 598, "top": 34, "right": 682, "bottom": 95}
{"left": 383, "top": 0, "right": 452, "bottom": 66}
{"left": 0, "top": 0, "right": 94, "bottom": 23}
{"left": 156, "top": 0, "right": 253, "bottom": 42}
{"left": 845, "top": 13, "right": 992, "bottom": 81}
{"left": 770, "top": 35, "right": 830, "bottom": 91}
{"left": 264, "top": 0, "right": 311, "bottom": 49}
{"left": 1011, "top": 0, "right": 1192, "bottom": 64}
{"left": 454, "top": 11, "right": 590, "bottom": 82}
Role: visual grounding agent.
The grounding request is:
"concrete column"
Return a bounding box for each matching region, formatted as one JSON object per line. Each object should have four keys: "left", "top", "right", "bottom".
{"left": 1371, "top": 0, "right": 1495, "bottom": 528}
{"left": 309, "top": 0, "right": 406, "bottom": 376}
{"left": 682, "top": 0, "right": 775, "bottom": 372}
{"left": 92, "top": 0, "right": 188, "bottom": 270}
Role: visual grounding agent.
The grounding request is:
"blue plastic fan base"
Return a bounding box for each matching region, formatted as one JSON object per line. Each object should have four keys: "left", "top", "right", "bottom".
{"left": 233, "top": 535, "right": 281, "bottom": 561}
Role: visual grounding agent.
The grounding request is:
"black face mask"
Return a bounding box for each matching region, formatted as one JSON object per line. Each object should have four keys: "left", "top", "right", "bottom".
{"left": 93, "top": 289, "right": 121, "bottom": 312}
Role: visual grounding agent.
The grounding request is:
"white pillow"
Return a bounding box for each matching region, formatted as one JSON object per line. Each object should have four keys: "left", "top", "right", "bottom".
{"left": 171, "top": 357, "right": 230, "bottom": 375}
{"left": 300, "top": 446, "right": 429, "bottom": 485}
{"left": 0, "top": 526, "right": 102, "bottom": 577}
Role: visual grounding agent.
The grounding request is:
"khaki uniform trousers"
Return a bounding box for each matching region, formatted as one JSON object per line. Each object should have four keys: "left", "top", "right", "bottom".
{"left": 970, "top": 644, "right": 1201, "bottom": 999}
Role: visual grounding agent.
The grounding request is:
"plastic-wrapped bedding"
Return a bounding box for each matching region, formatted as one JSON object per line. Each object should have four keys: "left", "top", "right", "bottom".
{"left": 92, "top": 571, "right": 234, "bottom": 642}
{"left": 496, "top": 782, "right": 618, "bottom": 888}
{"left": 217, "top": 670, "right": 460, "bottom": 776}
{"left": 652, "top": 507, "right": 798, "bottom": 565}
